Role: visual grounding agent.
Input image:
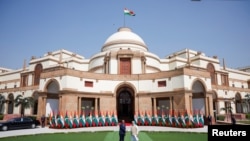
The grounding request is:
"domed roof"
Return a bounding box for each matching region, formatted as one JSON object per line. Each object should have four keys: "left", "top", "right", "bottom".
{"left": 102, "top": 27, "right": 148, "bottom": 52}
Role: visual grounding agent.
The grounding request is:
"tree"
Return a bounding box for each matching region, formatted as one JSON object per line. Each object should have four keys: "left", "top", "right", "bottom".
{"left": 14, "top": 95, "right": 34, "bottom": 115}
{"left": 0, "top": 94, "right": 6, "bottom": 114}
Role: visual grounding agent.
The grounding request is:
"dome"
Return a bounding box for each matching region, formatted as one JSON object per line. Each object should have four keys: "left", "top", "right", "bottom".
{"left": 102, "top": 27, "right": 148, "bottom": 52}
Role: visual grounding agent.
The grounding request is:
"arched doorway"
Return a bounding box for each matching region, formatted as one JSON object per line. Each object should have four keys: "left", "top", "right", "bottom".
{"left": 117, "top": 87, "right": 134, "bottom": 122}
{"left": 33, "top": 92, "right": 39, "bottom": 115}
{"left": 212, "top": 92, "right": 218, "bottom": 122}
{"left": 192, "top": 80, "right": 206, "bottom": 114}
{"left": 235, "top": 93, "right": 242, "bottom": 113}
{"left": 7, "top": 94, "right": 14, "bottom": 114}
{"left": 45, "top": 80, "right": 60, "bottom": 116}
{"left": 0, "top": 94, "right": 5, "bottom": 114}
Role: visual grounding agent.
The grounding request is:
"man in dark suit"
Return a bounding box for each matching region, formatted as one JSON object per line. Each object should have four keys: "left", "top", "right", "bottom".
{"left": 207, "top": 114, "right": 212, "bottom": 125}
{"left": 231, "top": 115, "right": 236, "bottom": 125}
{"left": 119, "top": 120, "right": 126, "bottom": 141}
{"left": 41, "top": 115, "right": 46, "bottom": 128}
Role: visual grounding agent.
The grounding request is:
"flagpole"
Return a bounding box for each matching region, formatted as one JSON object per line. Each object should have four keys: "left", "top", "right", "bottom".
{"left": 123, "top": 13, "right": 126, "bottom": 27}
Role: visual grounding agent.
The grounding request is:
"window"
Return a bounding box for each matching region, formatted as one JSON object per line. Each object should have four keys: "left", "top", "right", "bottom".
{"left": 120, "top": 58, "right": 131, "bottom": 74}
{"left": 104, "top": 62, "right": 107, "bottom": 74}
{"left": 21, "top": 75, "right": 28, "bottom": 87}
{"left": 85, "top": 81, "right": 93, "bottom": 87}
{"left": 156, "top": 98, "right": 170, "bottom": 116}
{"left": 34, "top": 64, "right": 43, "bottom": 85}
{"left": 158, "top": 80, "right": 166, "bottom": 87}
{"left": 207, "top": 63, "right": 217, "bottom": 85}
{"left": 81, "top": 98, "right": 95, "bottom": 116}
{"left": 224, "top": 101, "right": 231, "bottom": 114}
{"left": 221, "top": 74, "right": 228, "bottom": 86}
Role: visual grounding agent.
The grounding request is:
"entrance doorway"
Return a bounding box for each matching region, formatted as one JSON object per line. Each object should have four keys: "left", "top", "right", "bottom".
{"left": 117, "top": 89, "right": 134, "bottom": 123}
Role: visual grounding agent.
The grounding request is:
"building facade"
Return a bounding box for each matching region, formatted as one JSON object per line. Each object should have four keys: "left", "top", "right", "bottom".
{"left": 0, "top": 27, "right": 250, "bottom": 122}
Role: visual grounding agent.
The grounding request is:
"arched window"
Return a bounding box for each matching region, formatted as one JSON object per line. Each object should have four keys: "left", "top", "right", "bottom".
{"left": 34, "top": 64, "right": 43, "bottom": 85}
{"left": 207, "top": 63, "right": 216, "bottom": 85}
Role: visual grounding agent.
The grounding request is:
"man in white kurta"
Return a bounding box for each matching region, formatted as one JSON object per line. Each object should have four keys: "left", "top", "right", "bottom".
{"left": 130, "top": 121, "right": 139, "bottom": 141}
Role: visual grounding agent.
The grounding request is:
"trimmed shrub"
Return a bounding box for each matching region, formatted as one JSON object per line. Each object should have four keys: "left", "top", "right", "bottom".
{"left": 217, "top": 115, "right": 225, "bottom": 121}
{"left": 246, "top": 114, "right": 250, "bottom": 119}
{"left": 27, "top": 115, "right": 37, "bottom": 120}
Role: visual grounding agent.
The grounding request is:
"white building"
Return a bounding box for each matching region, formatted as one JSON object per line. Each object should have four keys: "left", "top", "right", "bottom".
{"left": 0, "top": 27, "right": 250, "bottom": 122}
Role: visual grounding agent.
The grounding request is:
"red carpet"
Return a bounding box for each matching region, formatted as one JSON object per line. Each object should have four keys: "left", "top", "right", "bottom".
{"left": 125, "top": 122, "right": 132, "bottom": 126}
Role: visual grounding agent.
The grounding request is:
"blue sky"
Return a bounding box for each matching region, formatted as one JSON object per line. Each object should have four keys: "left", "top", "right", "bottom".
{"left": 0, "top": 0, "right": 249, "bottom": 69}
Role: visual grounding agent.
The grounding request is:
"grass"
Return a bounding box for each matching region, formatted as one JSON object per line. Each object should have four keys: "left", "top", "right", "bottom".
{"left": 145, "top": 131, "right": 207, "bottom": 141}
{"left": 0, "top": 131, "right": 208, "bottom": 141}
{"left": 237, "top": 120, "right": 250, "bottom": 124}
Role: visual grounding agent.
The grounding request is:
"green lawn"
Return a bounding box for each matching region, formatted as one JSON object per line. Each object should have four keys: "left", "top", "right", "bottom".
{"left": 237, "top": 120, "right": 250, "bottom": 124}
{"left": 0, "top": 131, "right": 208, "bottom": 141}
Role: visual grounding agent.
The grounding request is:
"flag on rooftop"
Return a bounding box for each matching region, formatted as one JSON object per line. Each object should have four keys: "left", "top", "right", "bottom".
{"left": 124, "top": 8, "right": 136, "bottom": 16}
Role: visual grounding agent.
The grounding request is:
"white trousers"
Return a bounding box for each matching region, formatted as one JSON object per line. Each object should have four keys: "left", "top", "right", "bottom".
{"left": 131, "top": 135, "right": 139, "bottom": 141}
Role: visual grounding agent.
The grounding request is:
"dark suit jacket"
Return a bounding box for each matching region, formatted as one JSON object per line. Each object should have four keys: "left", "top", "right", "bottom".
{"left": 119, "top": 123, "right": 126, "bottom": 135}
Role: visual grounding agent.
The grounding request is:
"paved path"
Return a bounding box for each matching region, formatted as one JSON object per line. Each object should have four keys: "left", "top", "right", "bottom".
{"left": 0, "top": 125, "right": 208, "bottom": 138}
